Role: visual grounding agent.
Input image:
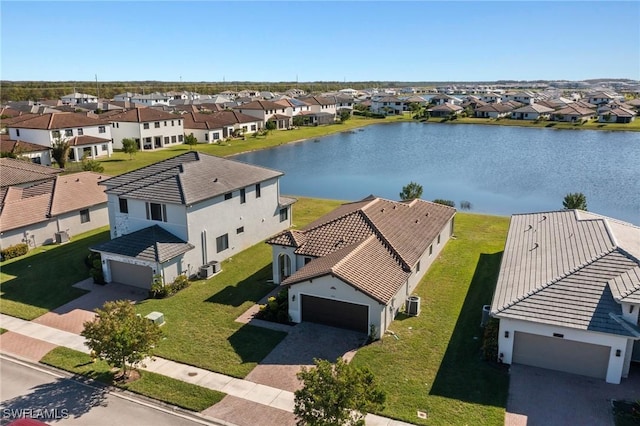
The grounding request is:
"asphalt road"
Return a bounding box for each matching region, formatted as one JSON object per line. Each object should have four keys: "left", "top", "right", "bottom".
{"left": 0, "top": 356, "right": 226, "bottom": 426}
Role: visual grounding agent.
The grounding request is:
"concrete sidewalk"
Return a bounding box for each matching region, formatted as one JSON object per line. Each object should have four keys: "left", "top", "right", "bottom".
{"left": 0, "top": 313, "right": 414, "bottom": 426}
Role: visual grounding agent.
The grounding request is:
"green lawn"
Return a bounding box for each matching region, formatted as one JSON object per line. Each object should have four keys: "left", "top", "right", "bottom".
{"left": 41, "top": 347, "right": 224, "bottom": 412}
{"left": 424, "top": 116, "right": 640, "bottom": 132}
{"left": 352, "top": 212, "right": 510, "bottom": 426}
{"left": 0, "top": 227, "right": 111, "bottom": 320}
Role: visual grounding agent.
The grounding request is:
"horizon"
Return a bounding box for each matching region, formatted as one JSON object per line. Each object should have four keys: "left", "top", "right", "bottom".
{"left": 1, "top": 1, "right": 638, "bottom": 82}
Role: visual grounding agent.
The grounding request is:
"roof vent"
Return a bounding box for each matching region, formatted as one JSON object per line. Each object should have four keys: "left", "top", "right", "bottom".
{"left": 381, "top": 208, "right": 385, "bottom": 212}
{"left": 525, "top": 224, "right": 533, "bottom": 231}
{"left": 540, "top": 215, "right": 547, "bottom": 222}
{"left": 529, "top": 242, "right": 539, "bottom": 251}
{"left": 415, "top": 219, "right": 419, "bottom": 224}
{"left": 76, "top": 178, "right": 80, "bottom": 182}
{"left": 213, "top": 178, "right": 218, "bottom": 183}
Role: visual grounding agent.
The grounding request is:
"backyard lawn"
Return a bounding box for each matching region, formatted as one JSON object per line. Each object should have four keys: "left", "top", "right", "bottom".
{"left": 0, "top": 226, "right": 111, "bottom": 320}
{"left": 352, "top": 212, "right": 510, "bottom": 426}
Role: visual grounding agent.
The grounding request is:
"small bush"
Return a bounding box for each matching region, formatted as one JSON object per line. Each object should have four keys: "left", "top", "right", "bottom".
{"left": 150, "top": 274, "right": 191, "bottom": 299}
{"left": 1, "top": 243, "right": 29, "bottom": 261}
{"left": 433, "top": 199, "right": 455, "bottom": 208}
{"left": 256, "top": 288, "right": 290, "bottom": 323}
{"left": 482, "top": 317, "right": 500, "bottom": 363}
{"left": 86, "top": 252, "right": 105, "bottom": 284}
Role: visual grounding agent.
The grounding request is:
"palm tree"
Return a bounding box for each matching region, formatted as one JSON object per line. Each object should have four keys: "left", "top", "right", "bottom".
{"left": 400, "top": 182, "right": 423, "bottom": 201}
{"left": 563, "top": 192, "right": 587, "bottom": 210}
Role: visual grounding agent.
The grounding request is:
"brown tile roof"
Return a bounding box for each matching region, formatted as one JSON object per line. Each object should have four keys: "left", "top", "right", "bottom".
{"left": 182, "top": 111, "right": 261, "bottom": 130}
{"left": 428, "top": 103, "right": 463, "bottom": 112}
{"left": 270, "top": 196, "right": 456, "bottom": 303}
{"left": 0, "top": 171, "right": 108, "bottom": 231}
{"left": 101, "top": 151, "right": 283, "bottom": 205}
{"left": 107, "top": 107, "right": 178, "bottom": 123}
{"left": 0, "top": 136, "right": 50, "bottom": 154}
{"left": 1, "top": 113, "right": 40, "bottom": 127}
{"left": 554, "top": 105, "right": 595, "bottom": 116}
{"left": 0, "top": 157, "right": 61, "bottom": 188}
{"left": 491, "top": 210, "right": 640, "bottom": 337}
{"left": 5, "top": 112, "right": 110, "bottom": 130}
{"left": 233, "top": 100, "right": 286, "bottom": 111}
{"left": 0, "top": 108, "right": 25, "bottom": 118}
{"left": 67, "top": 135, "right": 112, "bottom": 146}
{"left": 299, "top": 96, "right": 337, "bottom": 106}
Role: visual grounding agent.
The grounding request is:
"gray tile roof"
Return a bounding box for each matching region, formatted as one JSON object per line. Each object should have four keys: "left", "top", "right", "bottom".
{"left": 91, "top": 225, "right": 194, "bottom": 263}
{"left": 269, "top": 196, "right": 456, "bottom": 304}
{"left": 0, "top": 158, "right": 62, "bottom": 188}
{"left": 101, "top": 152, "right": 283, "bottom": 205}
{"left": 491, "top": 210, "right": 640, "bottom": 337}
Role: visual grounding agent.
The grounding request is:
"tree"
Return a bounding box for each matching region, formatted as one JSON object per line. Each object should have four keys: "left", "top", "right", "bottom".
{"left": 563, "top": 192, "right": 587, "bottom": 210}
{"left": 82, "top": 158, "right": 104, "bottom": 173}
{"left": 399, "top": 181, "right": 423, "bottom": 201}
{"left": 121, "top": 138, "right": 138, "bottom": 159}
{"left": 294, "top": 358, "right": 385, "bottom": 426}
{"left": 51, "top": 137, "right": 70, "bottom": 169}
{"left": 81, "top": 300, "right": 162, "bottom": 380}
{"left": 339, "top": 109, "right": 351, "bottom": 123}
{"left": 184, "top": 133, "right": 198, "bottom": 149}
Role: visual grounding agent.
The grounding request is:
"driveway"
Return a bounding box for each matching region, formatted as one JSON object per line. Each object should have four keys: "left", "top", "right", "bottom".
{"left": 245, "top": 322, "right": 367, "bottom": 392}
{"left": 33, "top": 279, "right": 148, "bottom": 334}
{"left": 505, "top": 363, "right": 640, "bottom": 426}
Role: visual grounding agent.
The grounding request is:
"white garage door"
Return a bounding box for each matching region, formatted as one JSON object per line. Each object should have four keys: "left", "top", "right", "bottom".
{"left": 513, "top": 331, "right": 610, "bottom": 379}
{"left": 110, "top": 261, "right": 153, "bottom": 289}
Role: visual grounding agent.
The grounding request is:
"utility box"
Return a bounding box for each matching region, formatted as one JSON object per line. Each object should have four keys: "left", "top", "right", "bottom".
{"left": 145, "top": 311, "right": 165, "bottom": 326}
{"left": 406, "top": 296, "right": 421, "bottom": 316}
{"left": 55, "top": 231, "right": 69, "bottom": 244}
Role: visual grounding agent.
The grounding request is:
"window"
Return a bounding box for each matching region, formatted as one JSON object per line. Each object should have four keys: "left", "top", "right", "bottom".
{"left": 416, "top": 261, "right": 421, "bottom": 272}
{"left": 178, "top": 120, "right": 182, "bottom": 126}
{"left": 164, "top": 121, "right": 167, "bottom": 126}
{"left": 16, "top": 129, "right": 20, "bottom": 137}
{"left": 178, "top": 134, "right": 183, "bottom": 142}
{"left": 98, "top": 126, "right": 106, "bottom": 133}
{"left": 77, "top": 128, "right": 84, "bottom": 135}
{"left": 216, "top": 234, "right": 229, "bottom": 253}
{"left": 279, "top": 207, "right": 288, "bottom": 222}
{"left": 143, "top": 123, "right": 150, "bottom": 129}
{"left": 171, "top": 120, "right": 175, "bottom": 126}
{"left": 171, "top": 135, "right": 177, "bottom": 143}
{"left": 119, "top": 198, "right": 128, "bottom": 213}
{"left": 204, "top": 133, "right": 209, "bottom": 141}
{"left": 52, "top": 130, "right": 60, "bottom": 138}
{"left": 437, "top": 234, "right": 441, "bottom": 245}
{"left": 154, "top": 122, "right": 160, "bottom": 128}
{"left": 146, "top": 202, "right": 167, "bottom": 222}
{"left": 429, "top": 245, "right": 433, "bottom": 256}
{"left": 213, "top": 132, "right": 220, "bottom": 140}
{"left": 65, "top": 129, "right": 73, "bottom": 136}
{"left": 236, "top": 226, "right": 244, "bottom": 234}
{"left": 251, "top": 124, "right": 256, "bottom": 131}
{"left": 224, "top": 192, "right": 232, "bottom": 200}
{"left": 240, "top": 188, "right": 246, "bottom": 204}
{"left": 101, "top": 144, "right": 108, "bottom": 151}
{"left": 164, "top": 136, "right": 170, "bottom": 144}
{"left": 255, "top": 183, "right": 261, "bottom": 198}
{"left": 80, "top": 209, "right": 90, "bottom": 223}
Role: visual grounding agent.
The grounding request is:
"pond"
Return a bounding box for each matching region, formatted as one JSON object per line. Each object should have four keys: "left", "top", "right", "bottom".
{"left": 234, "top": 122, "right": 640, "bottom": 225}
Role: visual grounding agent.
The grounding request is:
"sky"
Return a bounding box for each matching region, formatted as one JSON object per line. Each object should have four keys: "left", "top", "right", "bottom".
{"left": 1, "top": 1, "right": 638, "bottom": 82}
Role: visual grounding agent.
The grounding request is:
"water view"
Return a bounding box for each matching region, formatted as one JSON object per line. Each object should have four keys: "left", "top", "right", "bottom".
{"left": 235, "top": 122, "right": 640, "bottom": 225}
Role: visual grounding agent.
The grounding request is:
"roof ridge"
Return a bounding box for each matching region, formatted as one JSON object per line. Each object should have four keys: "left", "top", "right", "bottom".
{"left": 608, "top": 313, "right": 640, "bottom": 338}
{"left": 497, "top": 247, "right": 617, "bottom": 312}
{"left": 46, "top": 175, "right": 58, "bottom": 217}
{"left": 359, "top": 208, "right": 411, "bottom": 271}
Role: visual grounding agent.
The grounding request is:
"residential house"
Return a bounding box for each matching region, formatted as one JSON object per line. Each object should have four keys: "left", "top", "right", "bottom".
{"left": 475, "top": 103, "right": 514, "bottom": 119}
{"left": 298, "top": 96, "right": 338, "bottom": 121}
{"left": 482, "top": 93, "right": 503, "bottom": 103}
{"left": 0, "top": 135, "right": 52, "bottom": 165}
{"left": 131, "top": 93, "right": 172, "bottom": 106}
{"left": 427, "top": 103, "right": 463, "bottom": 118}
{"left": 0, "top": 157, "right": 61, "bottom": 189}
{"left": 182, "top": 111, "right": 263, "bottom": 142}
{"left": 234, "top": 100, "right": 293, "bottom": 130}
{"left": 335, "top": 95, "right": 355, "bottom": 112}
{"left": 267, "top": 196, "right": 456, "bottom": 338}
{"left": 61, "top": 92, "right": 98, "bottom": 105}
{"left": 274, "top": 98, "right": 311, "bottom": 116}
{"left": 587, "top": 91, "right": 620, "bottom": 106}
{"left": 503, "top": 91, "right": 537, "bottom": 105}
{"left": 370, "top": 96, "right": 404, "bottom": 115}
{"left": 552, "top": 105, "right": 595, "bottom": 122}
{"left": 0, "top": 170, "right": 109, "bottom": 248}
{"left": 510, "top": 104, "right": 554, "bottom": 120}
{"left": 91, "top": 152, "right": 295, "bottom": 289}
{"left": 108, "top": 108, "right": 184, "bottom": 150}
{"left": 598, "top": 107, "right": 636, "bottom": 123}
{"left": 5, "top": 112, "right": 113, "bottom": 162}
{"left": 113, "top": 92, "right": 136, "bottom": 102}
{"left": 429, "top": 94, "right": 463, "bottom": 106}
{"left": 490, "top": 210, "right": 640, "bottom": 384}
{"left": 338, "top": 88, "right": 359, "bottom": 96}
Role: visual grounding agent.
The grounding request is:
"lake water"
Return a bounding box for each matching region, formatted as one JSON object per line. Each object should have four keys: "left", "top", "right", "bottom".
{"left": 234, "top": 122, "right": 640, "bottom": 225}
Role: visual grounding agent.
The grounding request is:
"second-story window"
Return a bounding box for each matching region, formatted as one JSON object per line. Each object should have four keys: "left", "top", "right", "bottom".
{"left": 77, "top": 128, "right": 84, "bottom": 135}
{"left": 119, "top": 198, "right": 128, "bottom": 213}
{"left": 52, "top": 130, "right": 61, "bottom": 138}
{"left": 146, "top": 202, "right": 167, "bottom": 222}
{"left": 16, "top": 129, "right": 20, "bottom": 137}
{"left": 255, "top": 183, "right": 261, "bottom": 198}
{"left": 154, "top": 122, "right": 160, "bottom": 128}
{"left": 65, "top": 129, "right": 73, "bottom": 136}
{"left": 143, "top": 123, "right": 150, "bottom": 129}
{"left": 240, "top": 188, "right": 246, "bottom": 204}
{"left": 98, "top": 126, "right": 106, "bottom": 133}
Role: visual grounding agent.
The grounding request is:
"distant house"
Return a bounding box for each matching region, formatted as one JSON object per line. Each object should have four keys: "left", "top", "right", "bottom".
{"left": 491, "top": 210, "right": 640, "bottom": 384}
{"left": 5, "top": 112, "right": 113, "bottom": 162}
{"left": 274, "top": 98, "right": 311, "bottom": 116}
{"left": 0, "top": 157, "right": 61, "bottom": 189}
{"left": 370, "top": 96, "right": 404, "bottom": 115}
{"left": 61, "top": 92, "right": 98, "bottom": 105}
{"left": 91, "top": 152, "right": 295, "bottom": 289}
{"left": 587, "top": 91, "right": 619, "bottom": 106}
{"left": 475, "top": 103, "right": 514, "bottom": 118}
{"left": 267, "top": 196, "right": 456, "bottom": 338}
{"left": 552, "top": 105, "right": 595, "bottom": 122}
{"left": 598, "top": 107, "right": 636, "bottom": 123}
{"left": 502, "top": 91, "right": 537, "bottom": 105}
{"left": 510, "top": 104, "right": 554, "bottom": 120}
{"left": 0, "top": 135, "right": 52, "bottom": 165}
{"left": 108, "top": 108, "right": 184, "bottom": 150}
{"left": 298, "top": 96, "right": 338, "bottom": 120}
{"left": 429, "top": 94, "right": 463, "bottom": 106}
{"left": 0, "top": 171, "right": 109, "bottom": 248}
{"left": 427, "top": 103, "right": 463, "bottom": 118}
{"left": 234, "top": 100, "right": 293, "bottom": 130}
{"left": 182, "top": 111, "right": 263, "bottom": 142}
{"left": 482, "top": 93, "right": 503, "bottom": 103}
{"left": 131, "top": 93, "right": 172, "bottom": 106}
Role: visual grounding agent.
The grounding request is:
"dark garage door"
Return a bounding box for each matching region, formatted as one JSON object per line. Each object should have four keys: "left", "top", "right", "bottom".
{"left": 301, "top": 295, "right": 368, "bottom": 333}
{"left": 110, "top": 261, "right": 153, "bottom": 289}
{"left": 513, "top": 331, "right": 610, "bottom": 379}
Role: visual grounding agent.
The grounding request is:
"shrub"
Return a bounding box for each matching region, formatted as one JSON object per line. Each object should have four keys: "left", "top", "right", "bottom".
{"left": 256, "top": 288, "right": 290, "bottom": 323}
{"left": 150, "top": 274, "right": 191, "bottom": 299}
{"left": 482, "top": 317, "right": 500, "bottom": 363}
{"left": 86, "top": 252, "right": 105, "bottom": 284}
{"left": 1, "top": 243, "right": 29, "bottom": 261}
{"left": 433, "top": 199, "right": 455, "bottom": 207}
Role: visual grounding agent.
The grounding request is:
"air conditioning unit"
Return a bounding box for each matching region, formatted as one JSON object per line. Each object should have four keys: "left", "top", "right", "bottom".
{"left": 405, "top": 296, "right": 421, "bottom": 316}
{"left": 199, "top": 264, "right": 214, "bottom": 279}
{"left": 55, "top": 231, "right": 69, "bottom": 244}
{"left": 145, "top": 311, "right": 165, "bottom": 326}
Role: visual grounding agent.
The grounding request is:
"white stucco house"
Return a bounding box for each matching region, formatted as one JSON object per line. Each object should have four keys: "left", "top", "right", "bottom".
{"left": 234, "top": 100, "right": 293, "bottom": 130}
{"left": 108, "top": 108, "right": 184, "bottom": 150}
{"left": 5, "top": 112, "right": 113, "bottom": 162}
{"left": 0, "top": 170, "right": 109, "bottom": 248}
{"left": 0, "top": 136, "right": 52, "bottom": 165}
{"left": 91, "top": 152, "right": 295, "bottom": 289}
{"left": 182, "top": 111, "right": 263, "bottom": 143}
{"left": 510, "top": 104, "right": 554, "bottom": 120}
{"left": 267, "top": 196, "right": 456, "bottom": 338}
{"left": 491, "top": 210, "right": 640, "bottom": 384}
{"left": 370, "top": 96, "right": 405, "bottom": 115}
{"left": 61, "top": 92, "right": 98, "bottom": 105}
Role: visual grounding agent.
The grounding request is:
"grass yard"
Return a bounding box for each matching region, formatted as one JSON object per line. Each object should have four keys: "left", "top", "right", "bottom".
{"left": 352, "top": 212, "right": 510, "bottom": 426}
{"left": 0, "top": 226, "right": 111, "bottom": 320}
{"left": 41, "top": 347, "right": 224, "bottom": 411}
{"left": 424, "top": 116, "right": 640, "bottom": 132}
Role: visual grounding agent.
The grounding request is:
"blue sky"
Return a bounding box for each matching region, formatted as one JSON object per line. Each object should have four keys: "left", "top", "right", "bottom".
{"left": 1, "top": 1, "right": 638, "bottom": 82}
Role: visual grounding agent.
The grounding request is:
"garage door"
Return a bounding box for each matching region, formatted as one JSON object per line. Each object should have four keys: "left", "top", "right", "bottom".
{"left": 513, "top": 331, "right": 610, "bottom": 379}
{"left": 301, "top": 295, "right": 368, "bottom": 333}
{"left": 110, "top": 261, "right": 153, "bottom": 289}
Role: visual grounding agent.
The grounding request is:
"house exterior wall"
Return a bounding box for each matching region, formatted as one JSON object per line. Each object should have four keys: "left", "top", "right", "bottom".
{"left": 287, "top": 275, "right": 386, "bottom": 337}
{"left": 56, "top": 204, "right": 109, "bottom": 239}
{"left": 108, "top": 195, "right": 187, "bottom": 240}
{"left": 110, "top": 119, "right": 184, "bottom": 150}
{"left": 496, "top": 317, "right": 633, "bottom": 384}
{"left": 9, "top": 125, "right": 112, "bottom": 148}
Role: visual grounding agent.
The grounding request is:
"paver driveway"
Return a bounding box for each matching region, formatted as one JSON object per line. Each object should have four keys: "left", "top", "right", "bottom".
{"left": 505, "top": 363, "right": 640, "bottom": 426}
{"left": 245, "top": 322, "right": 367, "bottom": 392}
{"left": 33, "top": 279, "right": 148, "bottom": 334}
